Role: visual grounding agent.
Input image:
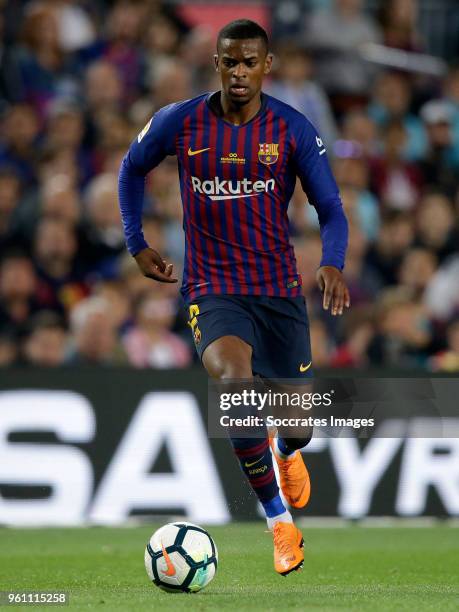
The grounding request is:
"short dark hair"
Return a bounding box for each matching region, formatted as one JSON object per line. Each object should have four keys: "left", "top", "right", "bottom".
{"left": 217, "top": 19, "right": 269, "bottom": 53}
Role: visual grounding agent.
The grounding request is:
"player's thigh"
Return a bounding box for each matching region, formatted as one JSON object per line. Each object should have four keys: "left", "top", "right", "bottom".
{"left": 203, "top": 335, "right": 253, "bottom": 379}
{"left": 185, "top": 296, "right": 255, "bottom": 379}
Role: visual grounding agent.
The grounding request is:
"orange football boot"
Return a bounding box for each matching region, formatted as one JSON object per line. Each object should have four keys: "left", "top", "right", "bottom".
{"left": 269, "top": 437, "right": 311, "bottom": 508}
{"left": 273, "top": 522, "right": 304, "bottom": 575}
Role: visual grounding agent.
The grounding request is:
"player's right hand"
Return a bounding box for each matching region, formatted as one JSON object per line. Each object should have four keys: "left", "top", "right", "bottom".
{"left": 134, "top": 247, "right": 178, "bottom": 283}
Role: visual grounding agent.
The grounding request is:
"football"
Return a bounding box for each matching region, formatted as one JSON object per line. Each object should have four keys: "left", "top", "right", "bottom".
{"left": 144, "top": 522, "right": 218, "bottom": 593}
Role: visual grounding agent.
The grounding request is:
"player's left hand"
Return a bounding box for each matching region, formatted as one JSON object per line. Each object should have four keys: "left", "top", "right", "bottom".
{"left": 316, "top": 266, "right": 350, "bottom": 316}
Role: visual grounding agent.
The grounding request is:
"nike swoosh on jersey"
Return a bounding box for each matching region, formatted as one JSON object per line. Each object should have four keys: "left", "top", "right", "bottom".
{"left": 299, "top": 361, "right": 312, "bottom": 372}
{"left": 188, "top": 147, "right": 211, "bottom": 156}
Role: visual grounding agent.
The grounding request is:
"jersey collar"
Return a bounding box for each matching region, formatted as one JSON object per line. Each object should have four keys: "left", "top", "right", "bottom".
{"left": 205, "top": 91, "right": 267, "bottom": 127}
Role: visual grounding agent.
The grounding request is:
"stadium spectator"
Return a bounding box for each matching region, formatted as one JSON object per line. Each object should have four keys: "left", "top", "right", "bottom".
{"left": 141, "top": 215, "right": 168, "bottom": 259}
{"left": 122, "top": 292, "right": 191, "bottom": 368}
{"left": 365, "top": 211, "right": 415, "bottom": 286}
{"left": 292, "top": 232, "right": 322, "bottom": 299}
{"left": 52, "top": 0, "right": 96, "bottom": 53}
{"left": 331, "top": 306, "right": 374, "bottom": 368}
{"left": 22, "top": 311, "right": 67, "bottom": 366}
{"left": 0, "top": 3, "right": 24, "bottom": 107}
{"left": 369, "top": 287, "right": 433, "bottom": 367}
{"left": 37, "top": 144, "right": 81, "bottom": 188}
{"left": 430, "top": 318, "right": 459, "bottom": 372}
{"left": 18, "top": 4, "right": 77, "bottom": 118}
{"left": 424, "top": 254, "right": 459, "bottom": 322}
{"left": 288, "top": 180, "right": 314, "bottom": 235}
{"left": 84, "top": 60, "right": 123, "bottom": 117}
{"left": 379, "top": 0, "right": 422, "bottom": 52}
{"left": 151, "top": 58, "right": 192, "bottom": 111}
{"left": 15, "top": 174, "right": 81, "bottom": 245}
{"left": 40, "top": 175, "right": 81, "bottom": 226}
{"left": 144, "top": 8, "right": 187, "bottom": 88}
{"left": 369, "top": 120, "right": 422, "bottom": 211}
{"left": 0, "top": 168, "right": 23, "bottom": 251}
{"left": 309, "top": 318, "right": 334, "bottom": 368}
{"left": 66, "top": 296, "right": 126, "bottom": 364}
{"left": 342, "top": 217, "right": 380, "bottom": 305}
{"left": 145, "top": 8, "right": 183, "bottom": 58}
{"left": 341, "top": 110, "right": 378, "bottom": 157}
{"left": 180, "top": 25, "right": 217, "bottom": 95}
{"left": 92, "top": 280, "right": 131, "bottom": 332}
{"left": 0, "top": 251, "right": 38, "bottom": 336}
{"left": 84, "top": 62, "right": 132, "bottom": 172}
{"left": 304, "top": 0, "right": 382, "bottom": 106}
{"left": 0, "top": 4, "right": 458, "bottom": 373}
{"left": 397, "top": 247, "right": 438, "bottom": 298}
{"left": 415, "top": 192, "right": 458, "bottom": 262}
{"left": 91, "top": 111, "right": 132, "bottom": 176}
{"left": 82, "top": 172, "right": 125, "bottom": 270}
{"left": 331, "top": 153, "right": 380, "bottom": 240}
{"left": 33, "top": 217, "right": 87, "bottom": 313}
{"left": 368, "top": 71, "right": 426, "bottom": 161}
{"left": 118, "top": 252, "right": 159, "bottom": 305}
{"left": 0, "top": 329, "right": 17, "bottom": 366}
{"left": 267, "top": 43, "right": 337, "bottom": 147}
{"left": 44, "top": 99, "right": 93, "bottom": 184}
{"left": 418, "top": 99, "right": 459, "bottom": 197}
{"left": 444, "top": 64, "right": 459, "bottom": 149}
{"left": 0, "top": 103, "right": 40, "bottom": 186}
{"left": 335, "top": 173, "right": 380, "bottom": 242}
{"left": 46, "top": 100, "right": 84, "bottom": 154}
{"left": 78, "top": 0, "right": 147, "bottom": 106}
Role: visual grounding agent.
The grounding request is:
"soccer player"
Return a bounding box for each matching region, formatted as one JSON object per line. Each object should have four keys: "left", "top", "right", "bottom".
{"left": 118, "top": 19, "right": 350, "bottom": 575}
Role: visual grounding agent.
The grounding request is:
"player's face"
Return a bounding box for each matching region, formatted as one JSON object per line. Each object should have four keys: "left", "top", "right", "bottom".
{"left": 214, "top": 38, "right": 272, "bottom": 106}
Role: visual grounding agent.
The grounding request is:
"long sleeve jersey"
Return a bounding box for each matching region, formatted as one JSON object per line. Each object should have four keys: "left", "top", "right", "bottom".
{"left": 118, "top": 91, "right": 348, "bottom": 301}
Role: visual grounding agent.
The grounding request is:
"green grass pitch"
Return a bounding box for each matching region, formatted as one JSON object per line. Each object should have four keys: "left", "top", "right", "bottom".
{"left": 1, "top": 524, "right": 458, "bottom": 611}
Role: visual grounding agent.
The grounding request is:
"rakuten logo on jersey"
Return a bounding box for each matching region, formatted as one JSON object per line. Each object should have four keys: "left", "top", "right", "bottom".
{"left": 191, "top": 176, "right": 275, "bottom": 200}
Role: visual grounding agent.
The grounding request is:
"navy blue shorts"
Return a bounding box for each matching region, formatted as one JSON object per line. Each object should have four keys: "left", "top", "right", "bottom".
{"left": 185, "top": 295, "right": 313, "bottom": 380}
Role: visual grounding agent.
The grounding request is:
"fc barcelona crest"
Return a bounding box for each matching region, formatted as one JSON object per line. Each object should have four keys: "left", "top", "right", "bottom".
{"left": 258, "top": 143, "right": 279, "bottom": 165}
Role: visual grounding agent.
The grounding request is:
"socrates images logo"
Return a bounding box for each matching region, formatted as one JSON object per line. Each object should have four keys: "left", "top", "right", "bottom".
{"left": 191, "top": 176, "right": 275, "bottom": 201}
{"left": 258, "top": 143, "right": 279, "bottom": 165}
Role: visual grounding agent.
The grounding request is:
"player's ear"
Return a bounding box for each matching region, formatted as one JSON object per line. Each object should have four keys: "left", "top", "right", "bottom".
{"left": 264, "top": 53, "right": 273, "bottom": 75}
{"left": 213, "top": 54, "right": 219, "bottom": 71}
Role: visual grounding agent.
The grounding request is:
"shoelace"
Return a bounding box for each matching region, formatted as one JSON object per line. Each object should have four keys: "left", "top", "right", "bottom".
{"left": 273, "top": 524, "right": 295, "bottom": 555}
{"left": 282, "top": 454, "right": 302, "bottom": 483}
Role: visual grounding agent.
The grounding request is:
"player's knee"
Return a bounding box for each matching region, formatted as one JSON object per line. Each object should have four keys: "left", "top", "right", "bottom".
{"left": 279, "top": 427, "right": 312, "bottom": 451}
{"left": 203, "top": 338, "right": 252, "bottom": 379}
{"left": 219, "top": 362, "right": 252, "bottom": 379}
{"left": 205, "top": 358, "right": 251, "bottom": 380}
{"left": 282, "top": 433, "right": 313, "bottom": 451}
{"left": 205, "top": 355, "right": 252, "bottom": 379}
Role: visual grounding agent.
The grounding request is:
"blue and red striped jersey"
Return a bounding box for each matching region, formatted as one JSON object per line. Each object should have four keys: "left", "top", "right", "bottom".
{"left": 119, "top": 92, "right": 348, "bottom": 301}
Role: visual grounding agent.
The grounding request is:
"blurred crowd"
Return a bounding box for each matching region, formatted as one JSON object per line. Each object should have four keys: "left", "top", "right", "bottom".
{"left": 0, "top": 0, "right": 458, "bottom": 371}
